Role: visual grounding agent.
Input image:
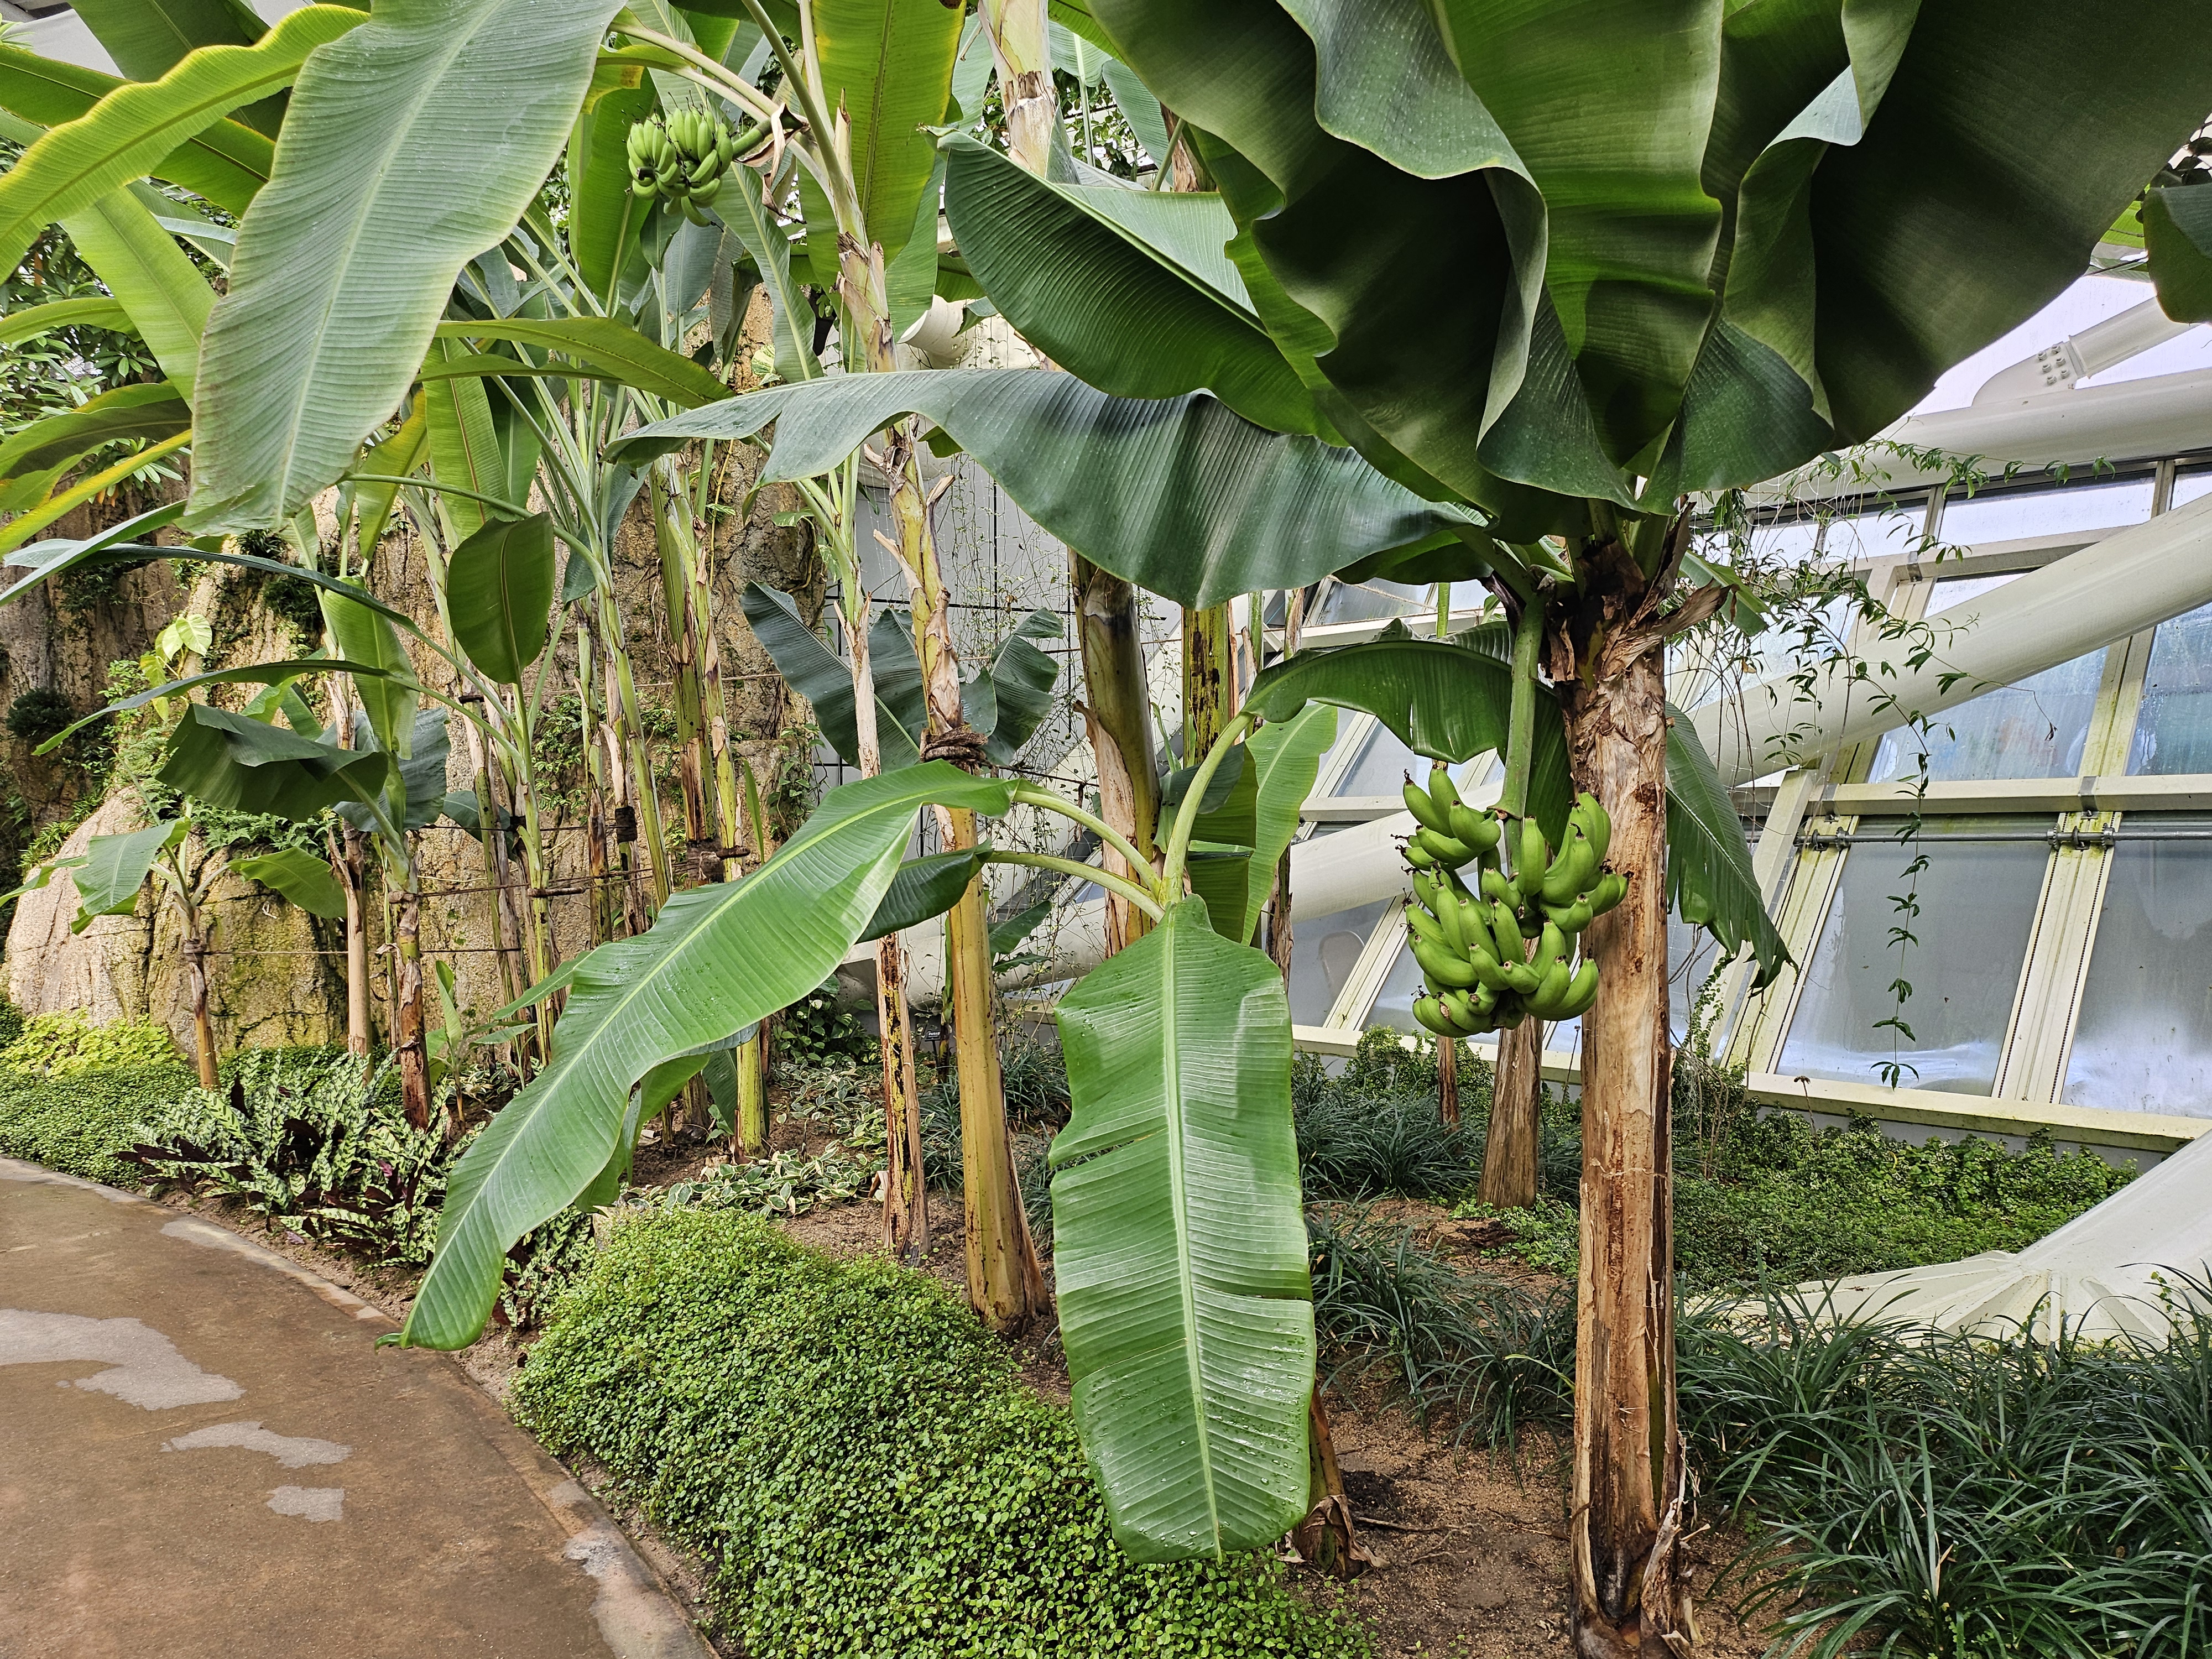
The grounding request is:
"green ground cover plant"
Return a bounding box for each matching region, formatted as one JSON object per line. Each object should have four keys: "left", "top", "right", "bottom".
{"left": 512, "top": 1207, "right": 1367, "bottom": 1659}
{"left": 0, "top": 1059, "right": 192, "bottom": 1183}
{"left": 0, "top": 1011, "right": 180, "bottom": 1075}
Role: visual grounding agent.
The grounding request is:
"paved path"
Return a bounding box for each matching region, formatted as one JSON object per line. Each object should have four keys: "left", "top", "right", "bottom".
{"left": 0, "top": 1159, "right": 711, "bottom": 1659}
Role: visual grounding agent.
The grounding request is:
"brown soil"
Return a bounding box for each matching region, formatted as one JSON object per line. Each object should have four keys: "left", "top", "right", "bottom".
{"left": 141, "top": 1119, "right": 1787, "bottom": 1658}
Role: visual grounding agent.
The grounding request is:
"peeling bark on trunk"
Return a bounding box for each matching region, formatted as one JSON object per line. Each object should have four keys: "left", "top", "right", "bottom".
{"left": 1074, "top": 558, "right": 1160, "bottom": 956}
{"left": 1480, "top": 1020, "right": 1543, "bottom": 1208}
{"left": 340, "top": 827, "right": 371, "bottom": 1057}
{"left": 1182, "top": 602, "right": 1234, "bottom": 757}
{"left": 394, "top": 887, "right": 431, "bottom": 1133}
{"left": 1562, "top": 642, "right": 1687, "bottom": 1659}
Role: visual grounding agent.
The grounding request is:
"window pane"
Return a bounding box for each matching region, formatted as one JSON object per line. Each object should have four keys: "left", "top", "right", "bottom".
{"left": 1288, "top": 900, "right": 1389, "bottom": 1026}
{"left": 2062, "top": 817, "right": 2212, "bottom": 1117}
{"left": 2174, "top": 465, "right": 2212, "bottom": 512}
{"left": 1670, "top": 919, "right": 1724, "bottom": 1042}
{"left": 1939, "top": 475, "right": 2153, "bottom": 545}
{"left": 2127, "top": 599, "right": 2212, "bottom": 776}
{"left": 1870, "top": 576, "right": 2104, "bottom": 781}
{"left": 1821, "top": 502, "right": 1928, "bottom": 562}
{"left": 1776, "top": 819, "right": 2048, "bottom": 1095}
{"left": 1314, "top": 578, "right": 1432, "bottom": 625}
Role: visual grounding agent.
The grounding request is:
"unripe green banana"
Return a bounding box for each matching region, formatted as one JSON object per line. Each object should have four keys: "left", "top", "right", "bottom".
{"left": 1413, "top": 995, "right": 1457, "bottom": 1038}
{"left": 1541, "top": 828, "right": 1596, "bottom": 906}
{"left": 1488, "top": 899, "right": 1528, "bottom": 966}
{"left": 1406, "top": 905, "right": 1447, "bottom": 950}
{"left": 1428, "top": 762, "right": 1462, "bottom": 814}
{"left": 1525, "top": 957, "right": 1572, "bottom": 1017}
{"left": 1466, "top": 947, "right": 1511, "bottom": 993}
{"left": 1442, "top": 990, "right": 1487, "bottom": 1034}
{"left": 1528, "top": 920, "right": 1566, "bottom": 981}
{"left": 1545, "top": 896, "right": 1594, "bottom": 934}
{"left": 1587, "top": 870, "right": 1627, "bottom": 916}
{"left": 1512, "top": 817, "right": 1550, "bottom": 899}
{"left": 1480, "top": 866, "right": 1517, "bottom": 908}
{"left": 1412, "top": 938, "right": 1479, "bottom": 988}
{"left": 1503, "top": 957, "right": 1541, "bottom": 995}
{"left": 1404, "top": 839, "right": 1436, "bottom": 870}
{"left": 1546, "top": 959, "right": 1601, "bottom": 1021}
{"left": 1572, "top": 791, "right": 1611, "bottom": 864}
{"left": 1414, "top": 826, "right": 1475, "bottom": 868}
{"left": 1447, "top": 803, "right": 1500, "bottom": 854}
{"left": 1404, "top": 775, "right": 1450, "bottom": 833}
{"left": 1411, "top": 870, "right": 1442, "bottom": 914}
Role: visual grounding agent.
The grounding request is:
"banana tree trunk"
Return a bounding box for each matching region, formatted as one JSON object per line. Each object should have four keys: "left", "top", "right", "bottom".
{"left": 1075, "top": 557, "right": 1160, "bottom": 956}
{"left": 339, "top": 825, "right": 371, "bottom": 1057}
{"left": 1562, "top": 641, "right": 1687, "bottom": 1658}
{"left": 393, "top": 883, "right": 432, "bottom": 1132}
{"left": 174, "top": 885, "right": 218, "bottom": 1090}
{"left": 1479, "top": 1021, "right": 1542, "bottom": 1207}
{"left": 1266, "top": 585, "right": 1303, "bottom": 978}
{"left": 1182, "top": 602, "right": 1234, "bottom": 756}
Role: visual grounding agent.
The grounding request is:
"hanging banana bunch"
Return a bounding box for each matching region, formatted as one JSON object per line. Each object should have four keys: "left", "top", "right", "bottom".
{"left": 627, "top": 108, "right": 739, "bottom": 225}
{"left": 1399, "top": 763, "right": 1624, "bottom": 1040}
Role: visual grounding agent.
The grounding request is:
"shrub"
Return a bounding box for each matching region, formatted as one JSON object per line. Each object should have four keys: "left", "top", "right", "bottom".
{"left": 5, "top": 687, "right": 77, "bottom": 748}
{"left": 0, "top": 1061, "right": 192, "bottom": 1183}
{"left": 0, "top": 1011, "right": 179, "bottom": 1076}
{"left": 123, "top": 1047, "right": 456, "bottom": 1264}
{"left": 513, "top": 1208, "right": 1366, "bottom": 1659}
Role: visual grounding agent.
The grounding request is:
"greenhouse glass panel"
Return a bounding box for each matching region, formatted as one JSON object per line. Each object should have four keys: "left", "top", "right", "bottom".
{"left": 1288, "top": 900, "right": 1389, "bottom": 1027}
{"left": 2126, "top": 599, "right": 2212, "bottom": 776}
{"left": 1776, "top": 819, "right": 2048, "bottom": 1095}
{"left": 1938, "top": 475, "right": 2154, "bottom": 546}
{"left": 1870, "top": 575, "right": 2105, "bottom": 781}
{"left": 1314, "top": 578, "right": 1432, "bottom": 625}
{"left": 1820, "top": 502, "right": 1927, "bottom": 562}
{"left": 2173, "top": 465, "right": 2212, "bottom": 511}
{"left": 2061, "top": 818, "right": 2212, "bottom": 1118}
{"left": 1325, "top": 722, "right": 1499, "bottom": 799}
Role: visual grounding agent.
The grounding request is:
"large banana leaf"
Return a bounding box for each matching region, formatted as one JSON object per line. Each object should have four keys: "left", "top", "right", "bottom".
{"left": 339, "top": 707, "right": 452, "bottom": 833}
{"left": 0, "top": 44, "right": 274, "bottom": 214}
{"left": 1090, "top": 0, "right": 2212, "bottom": 519}
{"left": 0, "top": 8, "right": 361, "bottom": 279}
{"left": 739, "top": 581, "right": 921, "bottom": 770}
{"left": 445, "top": 513, "right": 556, "bottom": 685}
{"left": 420, "top": 337, "right": 505, "bottom": 543}
{"left": 1664, "top": 704, "right": 1787, "bottom": 988}
{"left": 859, "top": 847, "right": 988, "bottom": 943}
{"left": 1050, "top": 895, "right": 1312, "bottom": 1562}
{"left": 70, "top": 817, "right": 186, "bottom": 932}
{"left": 159, "top": 702, "right": 392, "bottom": 818}
{"left": 1185, "top": 702, "right": 1335, "bottom": 947}
{"left": 184, "top": 0, "right": 623, "bottom": 532}
{"left": 980, "top": 608, "right": 1063, "bottom": 765}
{"left": 806, "top": 0, "right": 963, "bottom": 274}
{"left": 614, "top": 371, "right": 1473, "bottom": 608}
{"left": 59, "top": 185, "right": 213, "bottom": 398}
{"left": 940, "top": 135, "right": 1327, "bottom": 436}
{"left": 431, "top": 317, "right": 728, "bottom": 407}
{"left": 233, "top": 846, "right": 347, "bottom": 919}
{"left": 0, "top": 296, "right": 133, "bottom": 347}
{"left": 319, "top": 582, "right": 417, "bottom": 757}
{"left": 566, "top": 81, "right": 656, "bottom": 305}
{"left": 0, "top": 381, "right": 189, "bottom": 513}
{"left": 2145, "top": 184, "right": 2212, "bottom": 324}
{"left": 71, "top": 0, "right": 268, "bottom": 82}
{"left": 1245, "top": 622, "right": 1573, "bottom": 843}
{"left": 400, "top": 762, "right": 1013, "bottom": 1349}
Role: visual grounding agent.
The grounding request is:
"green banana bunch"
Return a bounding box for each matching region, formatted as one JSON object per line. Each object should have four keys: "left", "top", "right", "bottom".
{"left": 1402, "top": 769, "right": 1624, "bottom": 1041}
{"left": 627, "top": 107, "right": 740, "bottom": 225}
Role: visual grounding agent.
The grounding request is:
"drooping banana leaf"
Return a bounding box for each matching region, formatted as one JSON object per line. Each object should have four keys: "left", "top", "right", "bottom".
{"left": 70, "top": 0, "right": 269, "bottom": 82}
{"left": 738, "top": 581, "right": 922, "bottom": 770}
{"left": 1185, "top": 702, "right": 1335, "bottom": 947}
{"left": 431, "top": 317, "right": 728, "bottom": 407}
{"left": 184, "top": 0, "right": 624, "bottom": 531}
{"left": 400, "top": 762, "right": 1014, "bottom": 1350}
{"left": 859, "top": 847, "right": 988, "bottom": 943}
{"left": 614, "top": 371, "right": 1475, "bottom": 608}
{"left": 0, "top": 500, "right": 182, "bottom": 602}
{"left": 338, "top": 707, "right": 451, "bottom": 834}
{"left": 983, "top": 608, "right": 1063, "bottom": 764}
{"left": 2146, "top": 184, "right": 2212, "bottom": 324}
{"left": 30, "top": 656, "right": 421, "bottom": 755}
{"left": 940, "top": 135, "right": 1328, "bottom": 436}
{"left": 1050, "top": 895, "right": 1313, "bottom": 1562}
{"left": 419, "top": 337, "right": 506, "bottom": 544}
{"left": 319, "top": 582, "right": 417, "bottom": 758}
{"left": 718, "top": 158, "right": 820, "bottom": 383}
{"left": 0, "top": 7, "right": 362, "bottom": 279}
{"left": 445, "top": 513, "right": 556, "bottom": 685}
{"left": 566, "top": 81, "right": 657, "bottom": 305}
{"left": 158, "top": 703, "right": 393, "bottom": 820}
{"left": 1664, "top": 704, "right": 1787, "bottom": 988}
{"left": 1244, "top": 622, "right": 1573, "bottom": 843}
{"left": 0, "top": 44, "right": 275, "bottom": 215}
{"left": 233, "top": 846, "right": 347, "bottom": 919}
{"left": 70, "top": 817, "right": 187, "bottom": 932}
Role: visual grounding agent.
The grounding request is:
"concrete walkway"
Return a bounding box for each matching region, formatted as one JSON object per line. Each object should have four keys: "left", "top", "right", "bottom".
{"left": 0, "top": 1159, "right": 711, "bottom": 1659}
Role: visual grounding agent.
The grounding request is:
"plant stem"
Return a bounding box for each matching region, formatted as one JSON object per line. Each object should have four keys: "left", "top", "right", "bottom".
{"left": 985, "top": 851, "right": 1166, "bottom": 922}
{"left": 1501, "top": 596, "right": 1544, "bottom": 820}
{"left": 1160, "top": 711, "right": 1255, "bottom": 895}
{"left": 1007, "top": 781, "right": 1160, "bottom": 890}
